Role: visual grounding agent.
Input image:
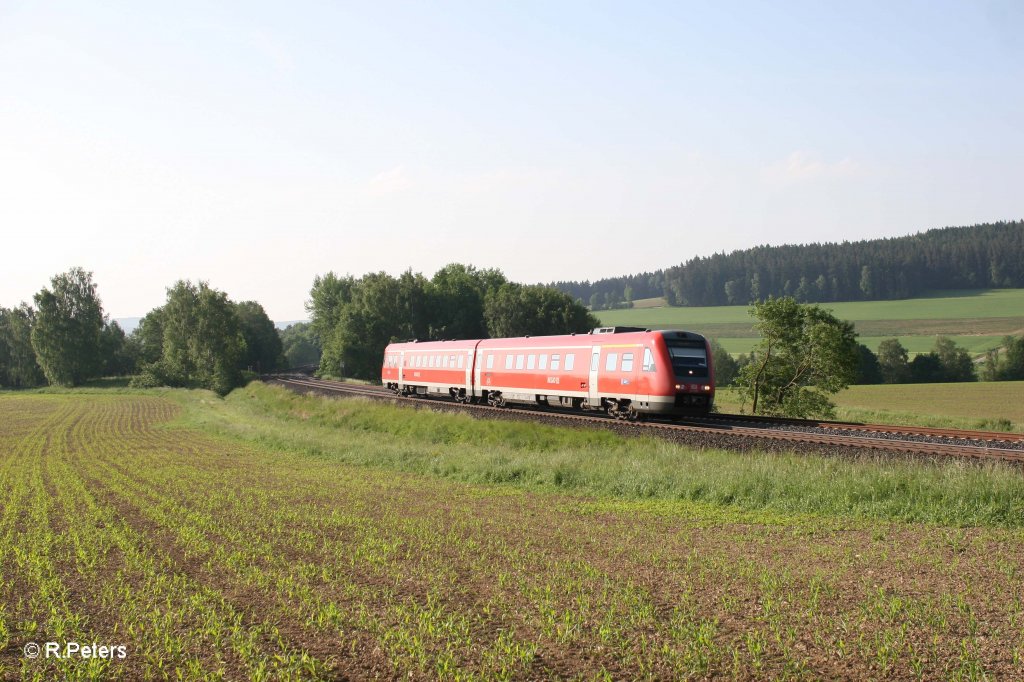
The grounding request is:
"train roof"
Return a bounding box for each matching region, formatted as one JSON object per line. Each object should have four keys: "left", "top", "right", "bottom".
{"left": 385, "top": 328, "right": 707, "bottom": 352}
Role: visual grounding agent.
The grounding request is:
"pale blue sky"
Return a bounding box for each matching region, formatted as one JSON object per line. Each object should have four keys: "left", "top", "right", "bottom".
{"left": 2, "top": 1, "right": 1021, "bottom": 320}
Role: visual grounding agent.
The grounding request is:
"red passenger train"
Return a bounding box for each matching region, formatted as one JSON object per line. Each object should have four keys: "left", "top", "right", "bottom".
{"left": 381, "top": 327, "right": 713, "bottom": 419}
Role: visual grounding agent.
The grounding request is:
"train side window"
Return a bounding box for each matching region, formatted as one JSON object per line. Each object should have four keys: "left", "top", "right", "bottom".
{"left": 505, "top": 354, "right": 513, "bottom": 370}
{"left": 515, "top": 354, "right": 525, "bottom": 370}
{"left": 437, "top": 355, "right": 443, "bottom": 366}
{"left": 457, "top": 354, "right": 464, "bottom": 369}
{"left": 527, "top": 354, "right": 536, "bottom": 370}
{"left": 565, "top": 353, "right": 575, "bottom": 371}
{"left": 605, "top": 353, "right": 618, "bottom": 371}
{"left": 487, "top": 354, "right": 495, "bottom": 369}
{"left": 622, "top": 353, "right": 634, "bottom": 372}
{"left": 442, "top": 356, "right": 448, "bottom": 368}
{"left": 539, "top": 353, "right": 548, "bottom": 370}
{"left": 551, "top": 354, "right": 561, "bottom": 371}
{"left": 643, "top": 348, "right": 655, "bottom": 372}
{"left": 429, "top": 356, "right": 435, "bottom": 368}
{"left": 451, "top": 354, "right": 457, "bottom": 366}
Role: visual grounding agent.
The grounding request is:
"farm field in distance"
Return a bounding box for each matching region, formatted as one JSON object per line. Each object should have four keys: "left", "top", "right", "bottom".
{"left": 714, "top": 381, "right": 1024, "bottom": 432}
{"left": 603, "top": 289, "right": 1024, "bottom": 357}
{"left": 2, "top": 385, "right": 1024, "bottom": 679}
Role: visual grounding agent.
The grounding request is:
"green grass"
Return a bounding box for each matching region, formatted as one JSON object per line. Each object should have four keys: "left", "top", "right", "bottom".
{"left": 177, "top": 382, "right": 1024, "bottom": 528}
{"left": 601, "top": 289, "right": 1024, "bottom": 359}
{"left": 715, "top": 381, "right": 1024, "bottom": 432}
{"left": 715, "top": 334, "right": 1008, "bottom": 357}
{"left": 601, "top": 289, "right": 1024, "bottom": 326}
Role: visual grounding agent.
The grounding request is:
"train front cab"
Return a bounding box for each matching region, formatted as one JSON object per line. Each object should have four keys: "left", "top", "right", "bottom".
{"left": 649, "top": 331, "right": 714, "bottom": 417}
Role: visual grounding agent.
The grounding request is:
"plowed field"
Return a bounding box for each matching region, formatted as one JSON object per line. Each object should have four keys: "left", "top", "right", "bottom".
{"left": 1, "top": 392, "right": 1023, "bottom": 680}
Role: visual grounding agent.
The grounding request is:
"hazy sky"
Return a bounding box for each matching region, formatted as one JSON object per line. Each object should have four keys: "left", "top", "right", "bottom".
{"left": 2, "top": 1, "right": 1022, "bottom": 321}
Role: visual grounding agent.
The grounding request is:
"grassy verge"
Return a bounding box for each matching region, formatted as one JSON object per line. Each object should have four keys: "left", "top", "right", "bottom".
{"left": 716, "top": 382, "right": 1024, "bottom": 432}
{"left": 174, "top": 382, "right": 1024, "bottom": 528}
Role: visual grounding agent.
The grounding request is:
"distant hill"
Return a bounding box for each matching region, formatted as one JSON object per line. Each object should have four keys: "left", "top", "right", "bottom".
{"left": 550, "top": 221, "right": 1024, "bottom": 308}
{"left": 275, "top": 319, "right": 310, "bottom": 330}
{"left": 113, "top": 317, "right": 141, "bottom": 334}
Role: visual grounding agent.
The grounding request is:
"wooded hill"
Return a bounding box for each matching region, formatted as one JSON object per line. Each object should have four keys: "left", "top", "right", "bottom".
{"left": 550, "top": 221, "right": 1024, "bottom": 308}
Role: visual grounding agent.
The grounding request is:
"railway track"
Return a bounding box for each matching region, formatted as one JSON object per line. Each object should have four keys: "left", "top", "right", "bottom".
{"left": 266, "top": 375, "right": 1024, "bottom": 464}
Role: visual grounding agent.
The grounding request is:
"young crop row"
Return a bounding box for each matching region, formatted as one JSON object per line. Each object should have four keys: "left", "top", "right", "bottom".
{"left": 1, "top": 391, "right": 1023, "bottom": 679}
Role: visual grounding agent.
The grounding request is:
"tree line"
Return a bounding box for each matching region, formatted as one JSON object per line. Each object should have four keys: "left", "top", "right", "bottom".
{"left": 308, "top": 264, "right": 599, "bottom": 380}
{"left": 711, "top": 332, "right": 1024, "bottom": 389}
{"left": 551, "top": 221, "right": 1024, "bottom": 307}
{"left": 0, "top": 268, "right": 282, "bottom": 395}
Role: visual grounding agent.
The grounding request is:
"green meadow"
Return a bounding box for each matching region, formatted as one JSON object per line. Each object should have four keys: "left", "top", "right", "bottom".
{"left": 715, "top": 381, "right": 1024, "bottom": 432}
{"left": 603, "top": 289, "right": 1024, "bottom": 356}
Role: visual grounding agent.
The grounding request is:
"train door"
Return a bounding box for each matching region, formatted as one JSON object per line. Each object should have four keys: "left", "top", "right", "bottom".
{"left": 398, "top": 351, "right": 405, "bottom": 387}
{"left": 473, "top": 347, "right": 484, "bottom": 399}
{"left": 588, "top": 346, "right": 601, "bottom": 407}
{"left": 464, "top": 348, "right": 474, "bottom": 396}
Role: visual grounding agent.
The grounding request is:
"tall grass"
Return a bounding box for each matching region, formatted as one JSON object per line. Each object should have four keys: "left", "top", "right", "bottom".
{"left": 177, "top": 383, "right": 1024, "bottom": 528}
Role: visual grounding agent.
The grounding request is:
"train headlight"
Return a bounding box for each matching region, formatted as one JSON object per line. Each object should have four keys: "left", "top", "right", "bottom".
{"left": 675, "top": 384, "right": 682, "bottom": 390}
{"left": 703, "top": 385, "right": 711, "bottom": 391}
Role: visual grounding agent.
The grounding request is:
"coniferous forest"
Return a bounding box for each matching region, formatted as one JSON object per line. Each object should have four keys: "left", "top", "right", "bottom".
{"left": 551, "top": 221, "right": 1024, "bottom": 308}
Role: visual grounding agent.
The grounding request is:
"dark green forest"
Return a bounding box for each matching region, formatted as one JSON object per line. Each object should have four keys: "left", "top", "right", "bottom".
{"left": 551, "top": 221, "right": 1024, "bottom": 307}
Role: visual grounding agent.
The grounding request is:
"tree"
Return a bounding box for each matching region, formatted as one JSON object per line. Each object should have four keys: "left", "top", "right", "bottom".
{"left": 724, "top": 279, "right": 742, "bottom": 305}
{"left": 131, "top": 308, "right": 166, "bottom": 366}
{"left": 428, "top": 264, "right": 502, "bottom": 340}
{"left": 136, "top": 281, "right": 246, "bottom": 395}
{"left": 306, "top": 272, "right": 357, "bottom": 380}
{"left": 708, "top": 339, "right": 739, "bottom": 386}
{"left": 877, "top": 338, "right": 910, "bottom": 384}
{"left": 0, "top": 304, "right": 45, "bottom": 387}
{"left": 736, "top": 297, "right": 859, "bottom": 418}
{"left": 234, "top": 301, "right": 283, "bottom": 373}
{"left": 858, "top": 265, "right": 873, "bottom": 298}
{"left": 31, "top": 267, "right": 105, "bottom": 386}
{"left": 932, "top": 336, "right": 975, "bottom": 382}
{"left": 484, "top": 283, "right": 599, "bottom": 338}
{"left": 988, "top": 334, "right": 1024, "bottom": 381}
{"left": 98, "top": 321, "right": 137, "bottom": 376}
{"left": 854, "top": 343, "right": 883, "bottom": 384}
{"left": 909, "top": 353, "right": 944, "bottom": 383}
{"left": 280, "top": 322, "right": 321, "bottom": 368}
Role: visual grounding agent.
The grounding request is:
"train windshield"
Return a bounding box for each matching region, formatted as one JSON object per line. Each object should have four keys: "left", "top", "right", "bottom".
{"left": 665, "top": 339, "right": 708, "bottom": 379}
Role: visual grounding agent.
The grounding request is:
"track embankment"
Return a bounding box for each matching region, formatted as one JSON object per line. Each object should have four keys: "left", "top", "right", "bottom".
{"left": 266, "top": 376, "right": 1024, "bottom": 464}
